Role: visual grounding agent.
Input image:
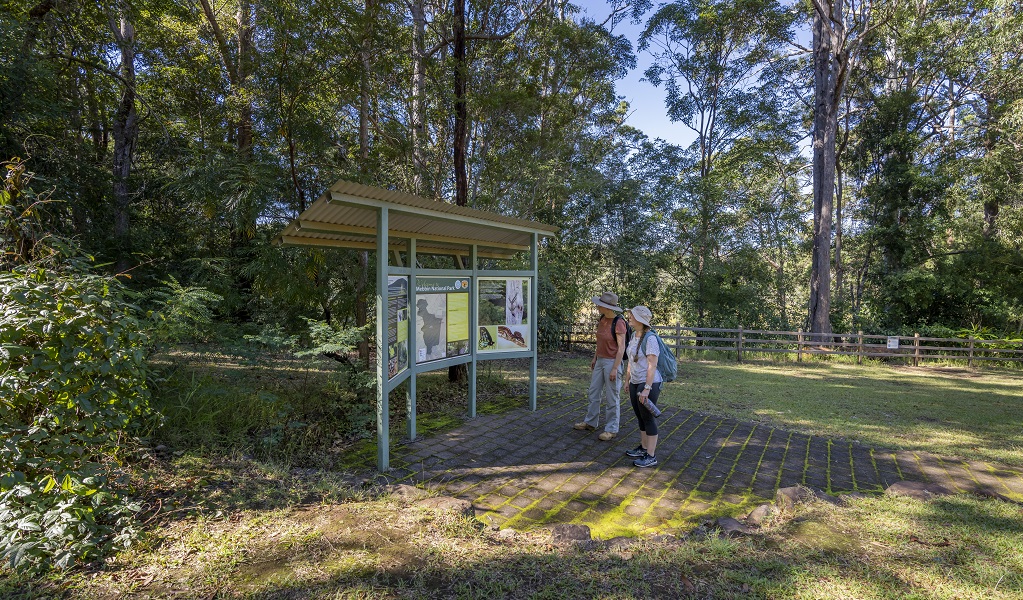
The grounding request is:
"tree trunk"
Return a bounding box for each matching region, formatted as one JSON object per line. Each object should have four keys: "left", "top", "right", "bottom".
{"left": 808, "top": 5, "right": 839, "bottom": 341}
{"left": 85, "top": 68, "right": 103, "bottom": 161}
{"left": 197, "top": 0, "right": 252, "bottom": 157}
{"left": 410, "top": 0, "right": 427, "bottom": 195}
{"left": 834, "top": 97, "right": 851, "bottom": 310}
{"left": 289, "top": 143, "right": 306, "bottom": 212}
{"left": 772, "top": 215, "right": 787, "bottom": 329}
{"left": 355, "top": 0, "right": 375, "bottom": 366}
{"left": 981, "top": 93, "right": 1000, "bottom": 237}
{"left": 834, "top": 152, "right": 843, "bottom": 306}
{"left": 806, "top": 0, "right": 875, "bottom": 340}
{"left": 21, "top": 0, "right": 56, "bottom": 55}
{"left": 453, "top": 0, "right": 468, "bottom": 206}
{"left": 236, "top": 0, "right": 253, "bottom": 157}
{"left": 2, "top": 0, "right": 57, "bottom": 129}
{"left": 356, "top": 250, "right": 370, "bottom": 368}
{"left": 109, "top": 9, "right": 138, "bottom": 274}
{"left": 359, "top": 0, "right": 373, "bottom": 178}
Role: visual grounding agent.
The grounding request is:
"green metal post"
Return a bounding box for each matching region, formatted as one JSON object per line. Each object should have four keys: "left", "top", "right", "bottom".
{"left": 468, "top": 244, "right": 478, "bottom": 417}
{"left": 376, "top": 207, "right": 389, "bottom": 471}
{"left": 529, "top": 232, "right": 538, "bottom": 411}
{"left": 407, "top": 238, "right": 417, "bottom": 440}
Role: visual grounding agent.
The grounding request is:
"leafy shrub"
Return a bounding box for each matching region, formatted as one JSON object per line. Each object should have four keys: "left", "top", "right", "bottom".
{"left": 0, "top": 262, "right": 155, "bottom": 572}
{"left": 241, "top": 323, "right": 299, "bottom": 353}
{"left": 144, "top": 275, "right": 224, "bottom": 344}
{"left": 1, "top": 158, "right": 56, "bottom": 268}
{"left": 1, "top": 158, "right": 156, "bottom": 572}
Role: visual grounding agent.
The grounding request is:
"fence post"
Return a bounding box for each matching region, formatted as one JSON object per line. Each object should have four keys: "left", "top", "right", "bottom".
{"left": 913, "top": 333, "right": 920, "bottom": 367}
{"left": 675, "top": 323, "right": 681, "bottom": 357}
{"left": 737, "top": 326, "right": 743, "bottom": 363}
{"left": 968, "top": 337, "right": 974, "bottom": 368}
{"left": 797, "top": 330, "right": 803, "bottom": 362}
{"left": 857, "top": 331, "right": 864, "bottom": 365}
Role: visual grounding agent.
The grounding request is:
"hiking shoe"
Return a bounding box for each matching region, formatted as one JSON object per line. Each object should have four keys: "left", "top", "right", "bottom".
{"left": 625, "top": 445, "right": 646, "bottom": 458}
{"left": 573, "top": 422, "right": 596, "bottom": 431}
{"left": 598, "top": 431, "right": 616, "bottom": 441}
{"left": 633, "top": 454, "right": 658, "bottom": 468}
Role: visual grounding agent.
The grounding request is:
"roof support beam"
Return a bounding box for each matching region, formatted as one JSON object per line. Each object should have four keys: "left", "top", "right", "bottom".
{"left": 298, "top": 220, "right": 529, "bottom": 252}
{"left": 329, "top": 191, "right": 549, "bottom": 237}
{"left": 278, "top": 235, "right": 518, "bottom": 259}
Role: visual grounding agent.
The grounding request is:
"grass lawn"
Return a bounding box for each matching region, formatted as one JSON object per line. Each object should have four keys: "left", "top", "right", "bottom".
{"left": 3, "top": 352, "right": 1022, "bottom": 598}
{"left": 4, "top": 462, "right": 1020, "bottom": 599}
{"left": 677, "top": 359, "right": 1023, "bottom": 468}
{"left": 529, "top": 355, "right": 1023, "bottom": 468}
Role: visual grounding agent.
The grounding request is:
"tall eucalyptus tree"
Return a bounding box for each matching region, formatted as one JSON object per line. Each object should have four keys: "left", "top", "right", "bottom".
{"left": 804, "top": 0, "right": 882, "bottom": 339}
{"left": 107, "top": 0, "right": 138, "bottom": 271}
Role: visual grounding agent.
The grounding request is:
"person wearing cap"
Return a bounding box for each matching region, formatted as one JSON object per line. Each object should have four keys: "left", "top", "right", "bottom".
{"left": 623, "top": 305, "right": 661, "bottom": 468}
{"left": 573, "top": 292, "right": 627, "bottom": 441}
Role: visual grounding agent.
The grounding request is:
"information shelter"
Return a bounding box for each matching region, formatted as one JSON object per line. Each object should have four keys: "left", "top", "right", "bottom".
{"left": 276, "top": 181, "right": 558, "bottom": 471}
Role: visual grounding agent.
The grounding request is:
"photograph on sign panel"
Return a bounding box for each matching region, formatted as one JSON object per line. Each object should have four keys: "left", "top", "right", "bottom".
{"left": 506, "top": 279, "right": 525, "bottom": 324}
{"left": 478, "top": 277, "right": 530, "bottom": 352}
{"left": 478, "top": 325, "right": 496, "bottom": 350}
{"left": 415, "top": 294, "right": 447, "bottom": 362}
{"left": 496, "top": 324, "right": 529, "bottom": 350}
{"left": 478, "top": 278, "right": 506, "bottom": 326}
{"left": 387, "top": 276, "right": 409, "bottom": 378}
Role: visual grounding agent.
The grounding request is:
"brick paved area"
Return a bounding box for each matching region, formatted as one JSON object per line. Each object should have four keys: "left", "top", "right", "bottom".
{"left": 384, "top": 390, "right": 1023, "bottom": 538}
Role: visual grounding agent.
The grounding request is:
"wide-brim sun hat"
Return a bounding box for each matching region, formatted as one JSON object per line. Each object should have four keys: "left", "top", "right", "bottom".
{"left": 628, "top": 305, "right": 653, "bottom": 327}
{"left": 591, "top": 291, "right": 622, "bottom": 312}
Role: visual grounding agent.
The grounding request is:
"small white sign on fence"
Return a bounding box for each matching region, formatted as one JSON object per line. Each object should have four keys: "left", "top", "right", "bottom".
{"left": 887, "top": 336, "right": 900, "bottom": 349}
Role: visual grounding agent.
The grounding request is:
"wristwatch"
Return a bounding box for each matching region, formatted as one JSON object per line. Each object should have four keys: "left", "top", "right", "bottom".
{"left": 643, "top": 384, "right": 652, "bottom": 390}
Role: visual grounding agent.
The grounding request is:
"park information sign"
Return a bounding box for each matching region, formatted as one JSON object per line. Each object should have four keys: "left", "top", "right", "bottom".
{"left": 415, "top": 277, "right": 471, "bottom": 364}
{"left": 275, "top": 180, "right": 557, "bottom": 472}
{"left": 477, "top": 277, "right": 530, "bottom": 352}
{"left": 387, "top": 276, "right": 409, "bottom": 379}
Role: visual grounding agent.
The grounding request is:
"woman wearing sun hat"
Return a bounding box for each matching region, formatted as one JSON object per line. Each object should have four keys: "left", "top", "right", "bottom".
{"left": 573, "top": 291, "right": 627, "bottom": 441}
{"left": 624, "top": 305, "right": 661, "bottom": 467}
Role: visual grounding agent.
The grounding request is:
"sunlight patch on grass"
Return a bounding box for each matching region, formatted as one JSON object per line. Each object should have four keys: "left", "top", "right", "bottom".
{"left": 640, "top": 358, "right": 1023, "bottom": 466}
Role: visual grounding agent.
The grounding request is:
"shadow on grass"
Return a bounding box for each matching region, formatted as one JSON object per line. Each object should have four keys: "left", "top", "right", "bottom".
{"left": 616, "top": 359, "right": 1023, "bottom": 467}
{"left": 125, "top": 495, "right": 1022, "bottom": 600}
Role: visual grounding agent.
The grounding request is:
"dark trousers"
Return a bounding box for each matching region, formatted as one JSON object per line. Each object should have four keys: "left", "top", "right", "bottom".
{"left": 629, "top": 381, "right": 661, "bottom": 436}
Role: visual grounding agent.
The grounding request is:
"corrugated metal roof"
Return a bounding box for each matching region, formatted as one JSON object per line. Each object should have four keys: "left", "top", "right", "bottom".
{"left": 276, "top": 180, "right": 558, "bottom": 254}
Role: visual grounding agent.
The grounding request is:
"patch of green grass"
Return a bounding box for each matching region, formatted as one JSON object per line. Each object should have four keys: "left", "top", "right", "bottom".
{"left": 148, "top": 348, "right": 530, "bottom": 473}
{"left": 8, "top": 470, "right": 1021, "bottom": 600}
{"left": 538, "top": 356, "right": 1023, "bottom": 467}
{"left": 150, "top": 348, "right": 375, "bottom": 467}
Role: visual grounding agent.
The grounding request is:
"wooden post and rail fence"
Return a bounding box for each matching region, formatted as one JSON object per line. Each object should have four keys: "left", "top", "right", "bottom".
{"left": 559, "top": 324, "right": 1023, "bottom": 367}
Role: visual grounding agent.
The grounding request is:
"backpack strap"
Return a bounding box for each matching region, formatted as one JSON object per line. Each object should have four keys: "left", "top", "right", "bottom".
{"left": 633, "top": 330, "right": 652, "bottom": 362}
{"left": 611, "top": 314, "right": 626, "bottom": 358}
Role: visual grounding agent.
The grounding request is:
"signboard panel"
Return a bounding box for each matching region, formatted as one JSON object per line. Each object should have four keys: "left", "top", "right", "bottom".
{"left": 415, "top": 277, "right": 471, "bottom": 364}
{"left": 478, "top": 277, "right": 530, "bottom": 352}
{"left": 387, "top": 276, "right": 409, "bottom": 379}
{"left": 887, "top": 336, "right": 900, "bottom": 349}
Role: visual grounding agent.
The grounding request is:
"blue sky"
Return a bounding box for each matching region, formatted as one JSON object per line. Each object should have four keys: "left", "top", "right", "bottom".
{"left": 574, "top": 0, "right": 698, "bottom": 148}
